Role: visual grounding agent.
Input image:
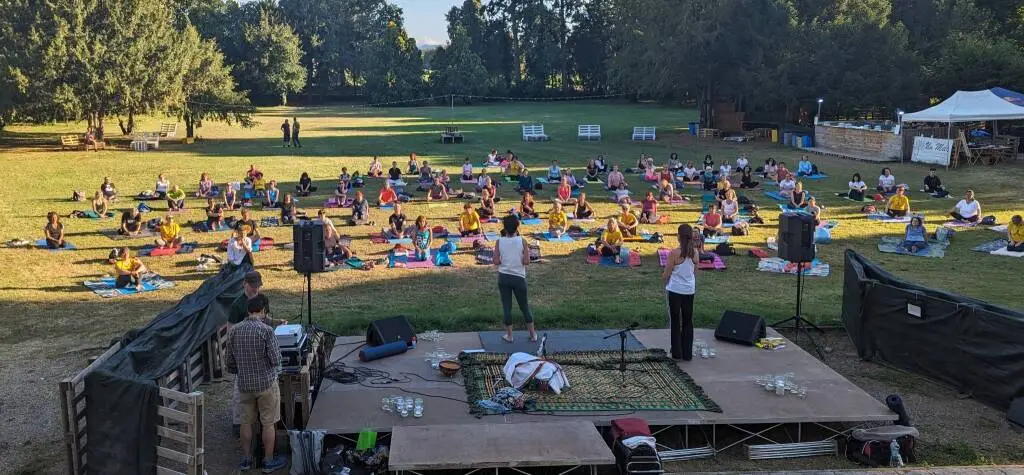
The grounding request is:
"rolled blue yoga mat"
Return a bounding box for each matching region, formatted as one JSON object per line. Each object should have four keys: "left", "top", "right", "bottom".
{"left": 359, "top": 340, "right": 408, "bottom": 362}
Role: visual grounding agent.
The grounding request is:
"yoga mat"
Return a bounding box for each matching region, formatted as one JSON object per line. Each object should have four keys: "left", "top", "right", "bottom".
{"left": 703, "top": 235, "right": 730, "bottom": 245}
{"left": 799, "top": 174, "right": 829, "bottom": 180}
{"left": 369, "top": 233, "right": 388, "bottom": 244}
{"left": 521, "top": 218, "right": 543, "bottom": 226}
{"left": 477, "top": 329, "right": 645, "bottom": 354}
{"left": 838, "top": 194, "right": 867, "bottom": 203}
{"left": 819, "top": 220, "right": 839, "bottom": 229}
{"left": 390, "top": 250, "right": 449, "bottom": 269}
{"left": 460, "top": 179, "right": 477, "bottom": 184}
{"left": 656, "top": 248, "right": 726, "bottom": 270}
{"left": 83, "top": 274, "right": 175, "bottom": 298}
{"left": 764, "top": 191, "right": 787, "bottom": 201}
{"left": 100, "top": 228, "right": 156, "bottom": 240}
{"left": 379, "top": 203, "right": 395, "bottom": 210}
{"left": 877, "top": 236, "right": 947, "bottom": 258}
{"left": 990, "top": 247, "right": 1024, "bottom": 258}
{"left": 972, "top": 239, "right": 1008, "bottom": 253}
{"left": 448, "top": 234, "right": 486, "bottom": 245}
{"left": 941, "top": 220, "right": 978, "bottom": 228}
{"left": 389, "top": 238, "right": 413, "bottom": 245}
{"left": 586, "top": 251, "right": 641, "bottom": 267}
{"left": 698, "top": 216, "right": 747, "bottom": 228}
{"left": 756, "top": 257, "right": 830, "bottom": 277}
{"left": 989, "top": 225, "right": 1008, "bottom": 233}
{"left": 778, "top": 204, "right": 812, "bottom": 215}
{"left": 866, "top": 213, "right": 911, "bottom": 223}
{"left": 34, "top": 239, "right": 77, "bottom": 251}
{"left": 538, "top": 231, "right": 574, "bottom": 242}
{"left": 194, "top": 221, "right": 233, "bottom": 233}
{"left": 79, "top": 210, "right": 115, "bottom": 219}
{"left": 137, "top": 242, "right": 197, "bottom": 257}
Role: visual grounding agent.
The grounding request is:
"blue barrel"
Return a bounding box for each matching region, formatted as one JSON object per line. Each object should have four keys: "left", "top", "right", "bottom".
{"left": 783, "top": 132, "right": 793, "bottom": 146}
{"left": 688, "top": 122, "right": 698, "bottom": 135}
{"left": 790, "top": 135, "right": 799, "bottom": 147}
{"left": 802, "top": 135, "right": 813, "bottom": 148}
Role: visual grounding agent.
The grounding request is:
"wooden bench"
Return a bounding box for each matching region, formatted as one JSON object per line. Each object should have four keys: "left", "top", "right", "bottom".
{"left": 389, "top": 421, "right": 615, "bottom": 473}
{"left": 632, "top": 126, "right": 656, "bottom": 141}
{"left": 577, "top": 124, "right": 602, "bottom": 141}
{"left": 160, "top": 123, "right": 178, "bottom": 138}
{"left": 441, "top": 125, "right": 464, "bottom": 144}
{"left": 522, "top": 124, "right": 549, "bottom": 142}
{"left": 132, "top": 132, "right": 161, "bottom": 151}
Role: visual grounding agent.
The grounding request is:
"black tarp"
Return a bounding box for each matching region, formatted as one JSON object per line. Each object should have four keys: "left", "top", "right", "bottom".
{"left": 841, "top": 250, "right": 1024, "bottom": 411}
{"left": 85, "top": 263, "right": 250, "bottom": 475}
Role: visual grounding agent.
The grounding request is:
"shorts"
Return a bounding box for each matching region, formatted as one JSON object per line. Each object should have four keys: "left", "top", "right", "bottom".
{"left": 239, "top": 384, "right": 281, "bottom": 426}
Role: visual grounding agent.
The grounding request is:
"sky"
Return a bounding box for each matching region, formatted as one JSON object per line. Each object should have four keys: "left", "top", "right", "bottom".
{"left": 392, "top": 0, "right": 462, "bottom": 46}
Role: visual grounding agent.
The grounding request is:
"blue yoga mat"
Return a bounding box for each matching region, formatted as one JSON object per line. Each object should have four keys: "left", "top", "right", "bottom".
{"left": 540, "top": 232, "right": 574, "bottom": 242}
{"left": 521, "top": 218, "right": 543, "bottom": 226}
{"left": 388, "top": 237, "right": 413, "bottom": 245}
{"left": 799, "top": 174, "right": 829, "bottom": 180}
{"left": 34, "top": 239, "right": 77, "bottom": 251}
{"left": 764, "top": 191, "right": 787, "bottom": 201}
{"left": 477, "top": 329, "right": 645, "bottom": 354}
{"left": 703, "top": 235, "right": 730, "bottom": 245}
{"left": 83, "top": 274, "right": 175, "bottom": 298}
{"left": 778, "top": 204, "right": 813, "bottom": 215}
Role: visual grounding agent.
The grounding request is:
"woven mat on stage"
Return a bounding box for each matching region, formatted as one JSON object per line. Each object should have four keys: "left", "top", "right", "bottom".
{"left": 459, "top": 349, "right": 721, "bottom": 413}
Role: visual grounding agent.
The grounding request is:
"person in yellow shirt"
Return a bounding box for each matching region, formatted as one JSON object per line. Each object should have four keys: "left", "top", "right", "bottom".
{"left": 885, "top": 186, "right": 910, "bottom": 218}
{"left": 113, "top": 247, "right": 148, "bottom": 291}
{"left": 156, "top": 215, "right": 183, "bottom": 248}
{"left": 599, "top": 219, "right": 625, "bottom": 263}
{"left": 618, "top": 203, "right": 639, "bottom": 236}
{"left": 1008, "top": 215, "right": 1024, "bottom": 252}
{"left": 548, "top": 202, "right": 568, "bottom": 238}
{"left": 458, "top": 202, "right": 482, "bottom": 237}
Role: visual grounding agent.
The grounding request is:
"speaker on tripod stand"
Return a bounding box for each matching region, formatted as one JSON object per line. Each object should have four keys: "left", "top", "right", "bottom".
{"left": 293, "top": 221, "right": 326, "bottom": 274}
{"left": 772, "top": 212, "right": 824, "bottom": 356}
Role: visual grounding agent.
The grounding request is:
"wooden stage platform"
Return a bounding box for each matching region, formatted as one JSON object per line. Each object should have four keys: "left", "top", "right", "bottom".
{"left": 308, "top": 328, "right": 896, "bottom": 435}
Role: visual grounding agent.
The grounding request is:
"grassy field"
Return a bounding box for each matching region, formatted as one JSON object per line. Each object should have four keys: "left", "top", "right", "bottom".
{"left": 3, "top": 101, "right": 1024, "bottom": 473}
{"left": 1, "top": 101, "right": 1022, "bottom": 344}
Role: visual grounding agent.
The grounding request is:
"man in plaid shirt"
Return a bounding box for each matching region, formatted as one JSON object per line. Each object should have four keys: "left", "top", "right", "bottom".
{"left": 226, "top": 294, "right": 287, "bottom": 472}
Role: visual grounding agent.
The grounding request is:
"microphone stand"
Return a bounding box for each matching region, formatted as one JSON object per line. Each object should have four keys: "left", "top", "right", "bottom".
{"left": 604, "top": 324, "right": 639, "bottom": 385}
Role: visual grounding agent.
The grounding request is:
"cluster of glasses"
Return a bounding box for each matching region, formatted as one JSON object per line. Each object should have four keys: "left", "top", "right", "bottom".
{"left": 424, "top": 349, "right": 455, "bottom": 370}
{"left": 754, "top": 373, "right": 807, "bottom": 398}
{"left": 381, "top": 395, "right": 424, "bottom": 417}
{"left": 417, "top": 330, "right": 443, "bottom": 342}
{"left": 693, "top": 340, "right": 717, "bottom": 359}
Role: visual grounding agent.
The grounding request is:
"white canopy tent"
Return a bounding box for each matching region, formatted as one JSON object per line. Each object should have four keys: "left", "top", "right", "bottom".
{"left": 902, "top": 88, "right": 1024, "bottom": 123}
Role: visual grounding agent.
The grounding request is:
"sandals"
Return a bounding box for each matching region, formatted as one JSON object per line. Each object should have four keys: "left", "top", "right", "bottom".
{"left": 501, "top": 335, "right": 514, "bottom": 343}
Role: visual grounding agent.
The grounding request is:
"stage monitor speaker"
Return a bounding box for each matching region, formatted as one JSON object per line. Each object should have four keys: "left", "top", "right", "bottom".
{"left": 366, "top": 315, "right": 415, "bottom": 347}
{"left": 715, "top": 310, "right": 766, "bottom": 346}
{"left": 778, "top": 212, "right": 816, "bottom": 262}
{"left": 1009, "top": 397, "right": 1024, "bottom": 429}
{"left": 293, "top": 221, "right": 325, "bottom": 273}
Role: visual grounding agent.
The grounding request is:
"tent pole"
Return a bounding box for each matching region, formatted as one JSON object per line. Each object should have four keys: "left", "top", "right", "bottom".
{"left": 946, "top": 122, "right": 952, "bottom": 171}
{"left": 898, "top": 117, "right": 904, "bottom": 163}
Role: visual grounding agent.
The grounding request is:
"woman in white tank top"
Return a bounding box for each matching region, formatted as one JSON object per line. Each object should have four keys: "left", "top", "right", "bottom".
{"left": 493, "top": 215, "right": 536, "bottom": 343}
{"left": 662, "top": 223, "right": 697, "bottom": 360}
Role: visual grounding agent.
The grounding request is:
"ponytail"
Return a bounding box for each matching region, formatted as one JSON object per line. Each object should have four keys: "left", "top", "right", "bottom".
{"left": 676, "top": 224, "right": 696, "bottom": 261}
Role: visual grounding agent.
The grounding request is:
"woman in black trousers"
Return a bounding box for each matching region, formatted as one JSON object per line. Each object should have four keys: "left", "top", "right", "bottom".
{"left": 662, "top": 224, "right": 697, "bottom": 360}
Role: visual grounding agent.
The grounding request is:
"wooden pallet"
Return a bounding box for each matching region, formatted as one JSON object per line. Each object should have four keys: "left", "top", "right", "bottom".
{"left": 278, "top": 331, "right": 334, "bottom": 430}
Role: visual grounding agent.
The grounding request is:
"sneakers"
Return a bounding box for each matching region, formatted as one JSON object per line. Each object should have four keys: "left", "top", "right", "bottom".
{"left": 262, "top": 455, "right": 287, "bottom": 473}
{"left": 239, "top": 457, "right": 252, "bottom": 471}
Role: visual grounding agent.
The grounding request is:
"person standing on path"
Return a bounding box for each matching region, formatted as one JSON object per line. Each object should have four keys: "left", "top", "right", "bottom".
{"left": 225, "top": 294, "right": 288, "bottom": 472}
{"left": 291, "top": 117, "right": 301, "bottom": 148}
{"left": 280, "top": 119, "right": 290, "bottom": 147}
{"left": 662, "top": 223, "right": 697, "bottom": 360}
{"left": 493, "top": 215, "right": 537, "bottom": 343}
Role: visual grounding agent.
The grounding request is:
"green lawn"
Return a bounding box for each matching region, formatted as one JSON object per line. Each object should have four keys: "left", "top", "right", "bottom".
{"left": 1, "top": 101, "right": 1022, "bottom": 344}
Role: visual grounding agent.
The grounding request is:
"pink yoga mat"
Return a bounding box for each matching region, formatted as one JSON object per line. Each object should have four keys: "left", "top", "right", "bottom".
{"left": 658, "top": 248, "right": 726, "bottom": 270}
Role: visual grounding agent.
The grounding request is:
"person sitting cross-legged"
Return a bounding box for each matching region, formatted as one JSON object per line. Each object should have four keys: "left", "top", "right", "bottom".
{"left": 598, "top": 219, "right": 625, "bottom": 263}
{"left": 948, "top": 190, "right": 981, "bottom": 223}
{"left": 166, "top": 185, "right": 186, "bottom": 211}
{"left": 458, "top": 202, "right": 482, "bottom": 237}
{"left": 156, "top": 215, "right": 183, "bottom": 249}
{"left": 901, "top": 216, "right": 929, "bottom": 254}
{"left": 886, "top": 186, "right": 911, "bottom": 218}
{"left": 112, "top": 247, "right": 148, "bottom": 291}
{"left": 618, "top": 203, "right": 639, "bottom": 237}
{"left": 386, "top": 204, "right": 407, "bottom": 240}
{"left": 547, "top": 202, "right": 568, "bottom": 238}
{"left": 1007, "top": 215, "right": 1024, "bottom": 252}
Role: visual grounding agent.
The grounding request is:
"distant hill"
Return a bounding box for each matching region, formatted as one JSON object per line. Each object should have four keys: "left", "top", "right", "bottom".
{"left": 419, "top": 43, "right": 441, "bottom": 52}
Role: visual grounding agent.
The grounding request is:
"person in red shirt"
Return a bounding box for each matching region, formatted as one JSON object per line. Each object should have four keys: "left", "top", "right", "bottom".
{"left": 702, "top": 203, "right": 723, "bottom": 238}
{"left": 377, "top": 181, "right": 398, "bottom": 206}
{"left": 554, "top": 177, "right": 576, "bottom": 206}
{"left": 640, "top": 191, "right": 659, "bottom": 224}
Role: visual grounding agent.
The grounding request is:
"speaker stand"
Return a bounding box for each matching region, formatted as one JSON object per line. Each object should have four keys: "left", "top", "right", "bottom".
{"left": 304, "top": 271, "right": 313, "bottom": 326}
{"left": 770, "top": 261, "right": 825, "bottom": 359}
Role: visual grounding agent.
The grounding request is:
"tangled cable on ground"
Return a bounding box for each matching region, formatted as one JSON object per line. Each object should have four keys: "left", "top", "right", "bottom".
{"left": 322, "top": 359, "right": 469, "bottom": 404}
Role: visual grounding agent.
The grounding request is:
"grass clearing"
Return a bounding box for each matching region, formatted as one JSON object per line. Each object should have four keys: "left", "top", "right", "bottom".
{"left": 1, "top": 101, "right": 1022, "bottom": 341}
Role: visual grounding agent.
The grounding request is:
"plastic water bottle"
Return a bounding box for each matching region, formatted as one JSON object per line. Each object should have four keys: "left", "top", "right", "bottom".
{"left": 889, "top": 439, "right": 904, "bottom": 467}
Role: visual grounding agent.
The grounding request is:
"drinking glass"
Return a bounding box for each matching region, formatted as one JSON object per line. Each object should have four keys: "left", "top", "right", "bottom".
{"left": 413, "top": 398, "right": 424, "bottom": 418}
{"left": 797, "top": 387, "right": 808, "bottom": 399}
{"left": 775, "top": 383, "right": 786, "bottom": 396}
{"left": 381, "top": 397, "right": 392, "bottom": 412}
{"left": 393, "top": 396, "right": 405, "bottom": 412}
{"left": 399, "top": 405, "right": 409, "bottom": 417}
{"left": 708, "top": 348, "right": 717, "bottom": 358}
{"left": 699, "top": 347, "right": 710, "bottom": 359}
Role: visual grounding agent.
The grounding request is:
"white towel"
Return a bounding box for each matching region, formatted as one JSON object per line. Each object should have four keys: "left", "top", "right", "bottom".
{"left": 503, "top": 352, "right": 570, "bottom": 394}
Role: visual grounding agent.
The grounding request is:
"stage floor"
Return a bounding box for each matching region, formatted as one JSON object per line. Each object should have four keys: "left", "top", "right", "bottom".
{"left": 307, "top": 328, "right": 896, "bottom": 433}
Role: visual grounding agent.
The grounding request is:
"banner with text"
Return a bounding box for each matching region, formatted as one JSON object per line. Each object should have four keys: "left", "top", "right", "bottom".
{"left": 911, "top": 136, "right": 953, "bottom": 166}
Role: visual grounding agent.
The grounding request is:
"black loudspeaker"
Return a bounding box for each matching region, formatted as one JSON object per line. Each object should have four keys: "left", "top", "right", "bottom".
{"left": 715, "top": 310, "right": 766, "bottom": 346}
{"left": 293, "top": 221, "right": 326, "bottom": 273}
{"left": 778, "top": 212, "right": 816, "bottom": 262}
{"left": 366, "top": 315, "right": 415, "bottom": 347}
{"left": 1009, "top": 397, "right": 1024, "bottom": 429}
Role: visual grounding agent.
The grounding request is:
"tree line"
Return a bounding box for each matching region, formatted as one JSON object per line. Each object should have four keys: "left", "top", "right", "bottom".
{"left": 2, "top": 0, "right": 1024, "bottom": 136}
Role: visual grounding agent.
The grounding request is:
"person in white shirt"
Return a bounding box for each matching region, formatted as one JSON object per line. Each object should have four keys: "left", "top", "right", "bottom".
{"left": 595, "top": 155, "right": 608, "bottom": 174}
{"left": 778, "top": 176, "right": 797, "bottom": 198}
{"left": 227, "top": 227, "right": 253, "bottom": 266}
{"left": 668, "top": 153, "right": 682, "bottom": 171}
{"left": 486, "top": 149, "right": 500, "bottom": 166}
{"left": 681, "top": 162, "right": 699, "bottom": 181}
{"left": 848, "top": 173, "right": 868, "bottom": 201}
{"left": 461, "top": 159, "right": 474, "bottom": 181}
{"left": 949, "top": 190, "right": 981, "bottom": 223}
{"left": 493, "top": 215, "right": 536, "bottom": 343}
{"left": 155, "top": 174, "right": 171, "bottom": 198}
{"left": 719, "top": 163, "right": 732, "bottom": 177}
{"left": 662, "top": 223, "right": 697, "bottom": 360}
{"left": 877, "top": 168, "right": 896, "bottom": 193}
{"left": 735, "top": 154, "right": 749, "bottom": 171}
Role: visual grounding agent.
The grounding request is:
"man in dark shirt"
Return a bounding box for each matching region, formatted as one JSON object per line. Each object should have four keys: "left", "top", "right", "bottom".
{"left": 923, "top": 168, "right": 947, "bottom": 197}
{"left": 291, "top": 117, "right": 301, "bottom": 148}
{"left": 228, "top": 272, "right": 286, "bottom": 434}
{"left": 235, "top": 208, "right": 260, "bottom": 240}
{"left": 280, "top": 119, "right": 290, "bottom": 147}
{"left": 388, "top": 204, "right": 407, "bottom": 239}
{"left": 226, "top": 294, "right": 287, "bottom": 472}
{"left": 388, "top": 161, "right": 402, "bottom": 181}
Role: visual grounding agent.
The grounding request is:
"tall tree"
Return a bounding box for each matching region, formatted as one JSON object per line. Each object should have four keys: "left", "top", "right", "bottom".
{"left": 568, "top": 0, "right": 614, "bottom": 93}
{"left": 170, "top": 26, "right": 256, "bottom": 138}
{"left": 431, "top": 26, "right": 488, "bottom": 98}
{"left": 236, "top": 3, "right": 307, "bottom": 104}
{"left": 362, "top": 16, "right": 425, "bottom": 103}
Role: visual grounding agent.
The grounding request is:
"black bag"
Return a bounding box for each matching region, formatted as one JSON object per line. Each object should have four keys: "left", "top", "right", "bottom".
{"left": 715, "top": 243, "right": 735, "bottom": 256}
{"left": 72, "top": 190, "right": 84, "bottom": 201}
{"left": 845, "top": 435, "right": 917, "bottom": 467}
{"left": 648, "top": 232, "right": 664, "bottom": 243}
{"left": 981, "top": 215, "right": 996, "bottom": 225}
{"left": 534, "top": 182, "right": 543, "bottom": 191}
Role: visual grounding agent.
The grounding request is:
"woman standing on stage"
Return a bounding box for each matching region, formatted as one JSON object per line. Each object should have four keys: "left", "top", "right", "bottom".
{"left": 493, "top": 215, "right": 537, "bottom": 343}
{"left": 662, "top": 223, "right": 697, "bottom": 360}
